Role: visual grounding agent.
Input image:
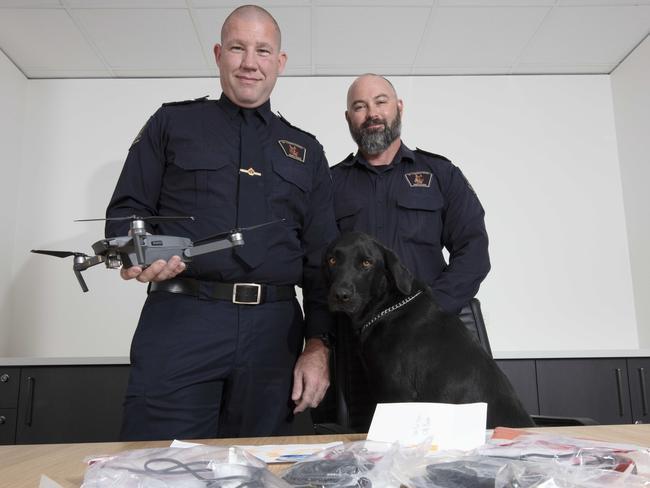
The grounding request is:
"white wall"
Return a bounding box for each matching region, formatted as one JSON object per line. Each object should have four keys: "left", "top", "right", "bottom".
{"left": 611, "top": 35, "right": 650, "bottom": 349}
{"left": 5, "top": 74, "right": 639, "bottom": 357}
{"left": 0, "top": 51, "right": 26, "bottom": 356}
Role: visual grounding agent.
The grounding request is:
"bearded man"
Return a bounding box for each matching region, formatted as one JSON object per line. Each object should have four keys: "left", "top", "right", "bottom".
{"left": 328, "top": 73, "right": 492, "bottom": 430}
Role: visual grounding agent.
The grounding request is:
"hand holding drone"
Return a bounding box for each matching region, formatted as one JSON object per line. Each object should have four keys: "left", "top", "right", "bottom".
{"left": 32, "top": 215, "right": 278, "bottom": 292}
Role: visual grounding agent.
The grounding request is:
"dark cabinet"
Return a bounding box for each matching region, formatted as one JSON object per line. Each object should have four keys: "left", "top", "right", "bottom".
{"left": 628, "top": 358, "right": 650, "bottom": 423}
{"left": 0, "top": 367, "right": 19, "bottom": 444}
{"left": 13, "top": 365, "right": 130, "bottom": 445}
{"left": 496, "top": 359, "right": 539, "bottom": 415}
{"left": 536, "top": 358, "right": 632, "bottom": 424}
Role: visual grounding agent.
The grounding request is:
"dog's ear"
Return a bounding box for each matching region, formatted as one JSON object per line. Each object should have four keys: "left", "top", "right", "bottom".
{"left": 383, "top": 246, "right": 413, "bottom": 295}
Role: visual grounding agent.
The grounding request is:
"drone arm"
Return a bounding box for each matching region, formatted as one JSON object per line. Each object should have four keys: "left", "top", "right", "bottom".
{"left": 72, "top": 255, "right": 103, "bottom": 293}
{"left": 185, "top": 232, "right": 244, "bottom": 258}
{"left": 74, "top": 269, "right": 89, "bottom": 293}
{"left": 73, "top": 255, "right": 105, "bottom": 271}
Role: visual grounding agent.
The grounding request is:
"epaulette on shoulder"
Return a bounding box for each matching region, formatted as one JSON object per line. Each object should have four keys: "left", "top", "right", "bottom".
{"left": 277, "top": 112, "right": 317, "bottom": 140}
{"left": 162, "top": 95, "right": 210, "bottom": 107}
{"left": 415, "top": 147, "right": 451, "bottom": 162}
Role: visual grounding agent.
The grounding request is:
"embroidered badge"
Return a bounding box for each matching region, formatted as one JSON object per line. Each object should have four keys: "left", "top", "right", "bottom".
{"left": 278, "top": 140, "right": 306, "bottom": 163}
{"left": 240, "top": 167, "right": 262, "bottom": 177}
{"left": 405, "top": 171, "right": 432, "bottom": 188}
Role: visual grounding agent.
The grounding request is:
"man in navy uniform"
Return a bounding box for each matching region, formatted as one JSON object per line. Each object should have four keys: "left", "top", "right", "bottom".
{"left": 332, "top": 74, "right": 490, "bottom": 315}
{"left": 330, "top": 74, "right": 491, "bottom": 430}
{"left": 106, "top": 5, "right": 336, "bottom": 440}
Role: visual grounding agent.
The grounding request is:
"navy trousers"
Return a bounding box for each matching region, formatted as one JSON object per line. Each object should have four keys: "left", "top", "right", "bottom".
{"left": 120, "top": 291, "right": 304, "bottom": 441}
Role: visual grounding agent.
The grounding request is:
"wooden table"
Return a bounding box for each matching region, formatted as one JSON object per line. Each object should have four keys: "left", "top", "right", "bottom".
{"left": 1, "top": 426, "right": 649, "bottom": 488}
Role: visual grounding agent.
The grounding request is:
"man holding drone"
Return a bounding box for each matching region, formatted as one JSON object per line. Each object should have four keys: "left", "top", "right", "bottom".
{"left": 105, "top": 5, "right": 336, "bottom": 440}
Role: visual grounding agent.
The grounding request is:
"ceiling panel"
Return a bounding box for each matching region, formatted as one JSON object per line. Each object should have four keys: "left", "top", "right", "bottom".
{"left": 314, "top": 6, "right": 431, "bottom": 71}
{"left": 74, "top": 8, "right": 206, "bottom": 69}
{"left": 0, "top": 8, "right": 105, "bottom": 71}
{"left": 0, "top": 0, "right": 61, "bottom": 6}
{"left": 559, "top": 0, "right": 650, "bottom": 5}
{"left": 438, "top": 0, "right": 554, "bottom": 5}
{"left": 65, "top": 0, "right": 187, "bottom": 7}
{"left": 0, "top": 1, "right": 649, "bottom": 78}
{"left": 415, "top": 6, "right": 551, "bottom": 69}
{"left": 191, "top": 0, "right": 310, "bottom": 5}
{"left": 519, "top": 5, "right": 650, "bottom": 65}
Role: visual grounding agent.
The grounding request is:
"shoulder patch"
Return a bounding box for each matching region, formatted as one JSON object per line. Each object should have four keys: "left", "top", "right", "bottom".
{"left": 277, "top": 112, "right": 317, "bottom": 140}
{"left": 405, "top": 171, "right": 433, "bottom": 188}
{"left": 162, "top": 95, "right": 209, "bottom": 107}
{"left": 415, "top": 147, "right": 451, "bottom": 162}
{"left": 278, "top": 140, "right": 306, "bottom": 163}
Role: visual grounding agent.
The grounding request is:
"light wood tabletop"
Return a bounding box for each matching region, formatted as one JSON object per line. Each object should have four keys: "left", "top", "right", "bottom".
{"left": 1, "top": 425, "right": 649, "bottom": 488}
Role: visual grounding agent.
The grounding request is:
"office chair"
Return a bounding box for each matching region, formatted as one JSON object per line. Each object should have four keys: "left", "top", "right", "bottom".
{"left": 312, "top": 298, "right": 596, "bottom": 434}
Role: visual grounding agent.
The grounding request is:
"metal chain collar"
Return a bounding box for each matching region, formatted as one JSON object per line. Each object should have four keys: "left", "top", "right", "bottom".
{"left": 359, "top": 289, "right": 424, "bottom": 338}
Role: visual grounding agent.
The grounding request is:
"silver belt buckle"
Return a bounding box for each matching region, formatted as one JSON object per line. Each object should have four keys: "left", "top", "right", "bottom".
{"left": 232, "top": 283, "right": 262, "bottom": 305}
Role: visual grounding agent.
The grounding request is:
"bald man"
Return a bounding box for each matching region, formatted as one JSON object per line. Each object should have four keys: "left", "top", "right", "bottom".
{"left": 106, "top": 5, "right": 336, "bottom": 440}
{"left": 330, "top": 74, "right": 491, "bottom": 429}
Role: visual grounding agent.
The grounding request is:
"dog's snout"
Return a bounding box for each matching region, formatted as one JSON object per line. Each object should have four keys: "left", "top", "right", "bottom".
{"left": 335, "top": 286, "right": 353, "bottom": 303}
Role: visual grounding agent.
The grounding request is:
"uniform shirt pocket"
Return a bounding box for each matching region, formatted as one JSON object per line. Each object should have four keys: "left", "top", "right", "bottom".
{"left": 334, "top": 198, "right": 364, "bottom": 233}
{"left": 271, "top": 157, "right": 312, "bottom": 193}
{"left": 396, "top": 192, "right": 444, "bottom": 244}
{"left": 170, "top": 151, "right": 232, "bottom": 209}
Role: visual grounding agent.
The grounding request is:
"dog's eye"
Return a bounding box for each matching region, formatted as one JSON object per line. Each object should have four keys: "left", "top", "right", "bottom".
{"left": 327, "top": 257, "right": 336, "bottom": 266}
{"left": 361, "top": 259, "right": 373, "bottom": 269}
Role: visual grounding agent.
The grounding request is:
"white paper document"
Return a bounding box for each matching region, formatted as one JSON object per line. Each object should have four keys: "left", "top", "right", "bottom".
{"left": 367, "top": 402, "right": 487, "bottom": 451}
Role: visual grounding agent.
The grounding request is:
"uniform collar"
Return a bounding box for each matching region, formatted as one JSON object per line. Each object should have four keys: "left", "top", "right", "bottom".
{"left": 218, "top": 93, "right": 273, "bottom": 125}
{"left": 343, "top": 141, "right": 415, "bottom": 169}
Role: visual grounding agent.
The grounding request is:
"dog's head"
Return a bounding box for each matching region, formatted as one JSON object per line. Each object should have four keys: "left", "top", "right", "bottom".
{"left": 323, "top": 232, "right": 413, "bottom": 318}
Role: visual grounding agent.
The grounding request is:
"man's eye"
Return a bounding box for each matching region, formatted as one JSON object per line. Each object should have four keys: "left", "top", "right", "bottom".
{"left": 328, "top": 257, "right": 336, "bottom": 266}
{"left": 361, "top": 260, "right": 372, "bottom": 269}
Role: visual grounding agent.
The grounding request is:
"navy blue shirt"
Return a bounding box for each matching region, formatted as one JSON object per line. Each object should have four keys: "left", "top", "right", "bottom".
{"left": 106, "top": 94, "right": 337, "bottom": 337}
{"left": 331, "top": 143, "right": 490, "bottom": 314}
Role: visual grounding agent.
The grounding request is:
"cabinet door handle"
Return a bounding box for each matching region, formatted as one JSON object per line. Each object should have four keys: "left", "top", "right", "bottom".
{"left": 640, "top": 368, "right": 648, "bottom": 416}
{"left": 25, "top": 376, "right": 35, "bottom": 427}
{"left": 615, "top": 368, "right": 624, "bottom": 417}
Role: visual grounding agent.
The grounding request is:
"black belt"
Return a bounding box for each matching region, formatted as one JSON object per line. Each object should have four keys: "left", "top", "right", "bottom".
{"left": 149, "top": 278, "right": 295, "bottom": 305}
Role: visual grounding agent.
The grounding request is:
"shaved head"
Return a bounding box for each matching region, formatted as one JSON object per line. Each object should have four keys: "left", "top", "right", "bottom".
{"left": 347, "top": 73, "right": 397, "bottom": 109}
{"left": 221, "top": 5, "right": 281, "bottom": 50}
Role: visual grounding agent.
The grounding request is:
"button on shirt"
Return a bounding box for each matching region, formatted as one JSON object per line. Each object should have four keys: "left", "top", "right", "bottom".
{"left": 106, "top": 94, "right": 337, "bottom": 336}
{"left": 331, "top": 143, "right": 490, "bottom": 314}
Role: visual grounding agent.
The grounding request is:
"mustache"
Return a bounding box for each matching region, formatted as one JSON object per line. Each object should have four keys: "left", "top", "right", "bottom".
{"left": 361, "top": 117, "right": 387, "bottom": 130}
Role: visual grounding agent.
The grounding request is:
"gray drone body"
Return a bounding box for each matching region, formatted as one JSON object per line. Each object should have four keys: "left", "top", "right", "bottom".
{"left": 32, "top": 215, "right": 250, "bottom": 292}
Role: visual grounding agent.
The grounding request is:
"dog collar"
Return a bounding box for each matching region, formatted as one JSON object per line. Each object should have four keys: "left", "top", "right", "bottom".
{"left": 359, "top": 289, "right": 424, "bottom": 339}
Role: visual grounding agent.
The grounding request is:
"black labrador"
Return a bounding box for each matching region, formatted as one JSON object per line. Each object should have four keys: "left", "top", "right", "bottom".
{"left": 323, "top": 231, "right": 533, "bottom": 429}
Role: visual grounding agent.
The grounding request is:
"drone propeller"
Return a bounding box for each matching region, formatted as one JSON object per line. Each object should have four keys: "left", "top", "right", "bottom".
{"left": 193, "top": 218, "right": 286, "bottom": 245}
{"left": 31, "top": 249, "right": 89, "bottom": 259}
{"left": 75, "top": 215, "right": 195, "bottom": 224}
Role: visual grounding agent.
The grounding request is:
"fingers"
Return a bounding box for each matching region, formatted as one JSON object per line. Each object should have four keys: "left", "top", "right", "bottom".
{"left": 292, "top": 361, "right": 330, "bottom": 414}
{"left": 119, "top": 256, "right": 186, "bottom": 283}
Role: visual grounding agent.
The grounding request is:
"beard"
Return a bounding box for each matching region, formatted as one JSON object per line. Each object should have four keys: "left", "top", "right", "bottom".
{"left": 349, "top": 110, "right": 402, "bottom": 155}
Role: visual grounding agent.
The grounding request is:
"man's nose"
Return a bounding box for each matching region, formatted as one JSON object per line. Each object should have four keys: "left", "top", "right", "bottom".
{"left": 241, "top": 49, "right": 256, "bottom": 70}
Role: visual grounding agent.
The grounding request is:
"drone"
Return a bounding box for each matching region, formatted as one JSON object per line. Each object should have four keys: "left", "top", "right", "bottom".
{"left": 31, "top": 215, "right": 276, "bottom": 292}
